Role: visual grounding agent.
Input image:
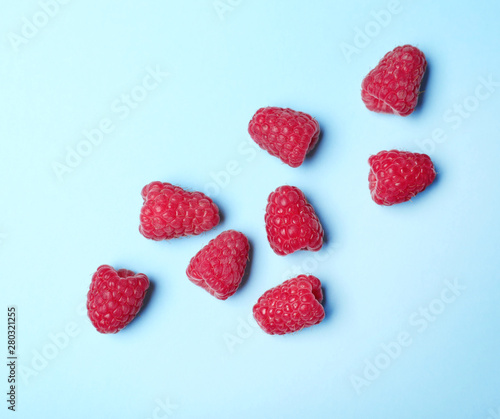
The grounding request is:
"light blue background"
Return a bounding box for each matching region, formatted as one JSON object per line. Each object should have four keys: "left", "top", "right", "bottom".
{"left": 1, "top": 1, "right": 500, "bottom": 418}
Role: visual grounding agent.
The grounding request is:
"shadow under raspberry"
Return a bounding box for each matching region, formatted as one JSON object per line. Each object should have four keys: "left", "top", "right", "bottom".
{"left": 304, "top": 190, "right": 332, "bottom": 247}
{"left": 122, "top": 278, "right": 156, "bottom": 333}
{"left": 320, "top": 283, "right": 336, "bottom": 324}
{"left": 412, "top": 60, "right": 431, "bottom": 116}
{"left": 303, "top": 119, "right": 327, "bottom": 165}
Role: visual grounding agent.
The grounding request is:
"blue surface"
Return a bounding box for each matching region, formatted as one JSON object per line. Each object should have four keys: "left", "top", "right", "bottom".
{"left": 1, "top": 1, "right": 500, "bottom": 418}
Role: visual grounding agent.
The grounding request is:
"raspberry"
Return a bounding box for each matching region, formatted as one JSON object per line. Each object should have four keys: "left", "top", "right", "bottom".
{"left": 361, "top": 45, "right": 427, "bottom": 116}
{"left": 248, "top": 107, "right": 320, "bottom": 167}
{"left": 265, "top": 185, "right": 323, "bottom": 256}
{"left": 368, "top": 150, "right": 436, "bottom": 206}
{"left": 139, "top": 181, "right": 220, "bottom": 240}
{"left": 253, "top": 275, "right": 325, "bottom": 335}
{"left": 186, "top": 230, "right": 250, "bottom": 300}
{"left": 87, "top": 265, "right": 150, "bottom": 334}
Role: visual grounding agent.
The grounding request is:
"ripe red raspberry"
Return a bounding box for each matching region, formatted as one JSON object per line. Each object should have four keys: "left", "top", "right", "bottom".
{"left": 361, "top": 45, "right": 427, "bottom": 116}
{"left": 265, "top": 185, "right": 324, "bottom": 256}
{"left": 139, "top": 181, "right": 220, "bottom": 240}
{"left": 87, "top": 265, "right": 150, "bottom": 334}
{"left": 253, "top": 275, "right": 325, "bottom": 335}
{"left": 186, "top": 230, "right": 250, "bottom": 300}
{"left": 368, "top": 150, "right": 436, "bottom": 206}
{"left": 248, "top": 107, "right": 320, "bottom": 167}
